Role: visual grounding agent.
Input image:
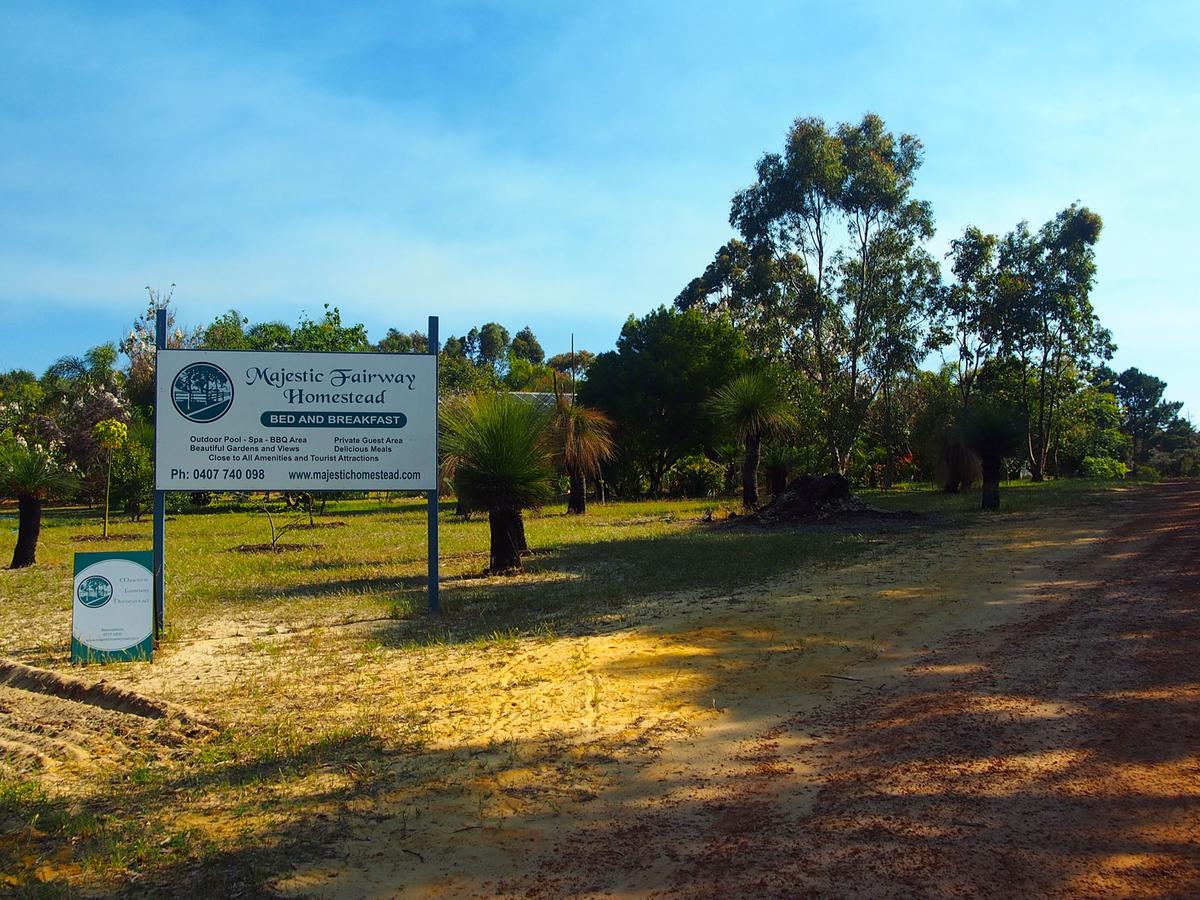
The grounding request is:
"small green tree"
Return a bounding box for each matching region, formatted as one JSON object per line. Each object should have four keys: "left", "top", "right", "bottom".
{"left": 441, "top": 393, "right": 556, "bottom": 574}
{"left": 1, "top": 443, "right": 78, "bottom": 568}
{"left": 110, "top": 441, "right": 154, "bottom": 521}
{"left": 709, "top": 371, "right": 797, "bottom": 509}
{"left": 92, "top": 418, "right": 128, "bottom": 537}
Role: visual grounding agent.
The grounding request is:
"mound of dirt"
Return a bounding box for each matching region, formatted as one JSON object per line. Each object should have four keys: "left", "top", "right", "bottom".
{"left": 0, "top": 658, "right": 218, "bottom": 772}
{"left": 0, "top": 658, "right": 217, "bottom": 733}
{"left": 749, "top": 474, "right": 912, "bottom": 526}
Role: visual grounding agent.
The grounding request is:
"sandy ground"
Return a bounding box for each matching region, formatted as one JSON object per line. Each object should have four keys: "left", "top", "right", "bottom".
{"left": 489, "top": 481, "right": 1200, "bottom": 899}
{"left": 8, "top": 483, "right": 1194, "bottom": 898}
{"left": 263, "top": 485, "right": 1187, "bottom": 898}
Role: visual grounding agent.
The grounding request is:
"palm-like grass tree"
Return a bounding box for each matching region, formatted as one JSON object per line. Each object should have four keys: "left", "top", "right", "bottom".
{"left": 709, "top": 371, "right": 798, "bottom": 510}
{"left": 441, "top": 392, "right": 556, "bottom": 574}
{"left": 960, "top": 404, "right": 1022, "bottom": 510}
{"left": 554, "top": 396, "right": 614, "bottom": 515}
{"left": 1, "top": 444, "right": 78, "bottom": 568}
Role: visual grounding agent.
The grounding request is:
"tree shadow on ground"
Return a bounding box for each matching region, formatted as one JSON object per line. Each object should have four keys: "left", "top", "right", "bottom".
{"left": 485, "top": 481, "right": 1200, "bottom": 898}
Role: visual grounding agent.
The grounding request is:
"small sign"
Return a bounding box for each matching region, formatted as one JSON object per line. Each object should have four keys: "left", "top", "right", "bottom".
{"left": 72, "top": 551, "right": 154, "bottom": 664}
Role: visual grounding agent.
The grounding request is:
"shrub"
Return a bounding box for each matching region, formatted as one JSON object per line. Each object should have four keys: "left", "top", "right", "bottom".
{"left": 1079, "top": 455, "right": 1129, "bottom": 480}
{"left": 110, "top": 441, "right": 153, "bottom": 521}
{"left": 1148, "top": 449, "right": 1198, "bottom": 478}
{"left": 666, "top": 454, "right": 725, "bottom": 498}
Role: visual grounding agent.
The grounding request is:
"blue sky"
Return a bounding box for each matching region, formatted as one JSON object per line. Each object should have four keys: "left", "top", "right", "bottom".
{"left": 2, "top": 1, "right": 1197, "bottom": 415}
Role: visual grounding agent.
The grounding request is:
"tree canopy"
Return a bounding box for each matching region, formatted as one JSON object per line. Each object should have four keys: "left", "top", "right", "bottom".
{"left": 579, "top": 307, "right": 747, "bottom": 496}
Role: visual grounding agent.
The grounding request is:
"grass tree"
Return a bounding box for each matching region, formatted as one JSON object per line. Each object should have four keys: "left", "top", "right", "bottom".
{"left": 760, "top": 442, "right": 794, "bottom": 498}
{"left": 554, "top": 395, "right": 614, "bottom": 515}
{"left": 441, "top": 392, "right": 556, "bottom": 574}
{"left": 709, "top": 371, "right": 797, "bottom": 510}
{"left": 1, "top": 443, "right": 78, "bottom": 568}
{"left": 960, "top": 404, "right": 1023, "bottom": 510}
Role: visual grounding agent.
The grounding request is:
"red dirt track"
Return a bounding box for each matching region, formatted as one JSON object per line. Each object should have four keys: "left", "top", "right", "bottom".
{"left": 512, "top": 481, "right": 1200, "bottom": 898}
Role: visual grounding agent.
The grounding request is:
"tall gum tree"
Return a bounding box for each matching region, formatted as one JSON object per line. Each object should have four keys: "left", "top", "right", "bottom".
{"left": 683, "top": 113, "right": 936, "bottom": 475}
{"left": 994, "top": 205, "right": 1112, "bottom": 481}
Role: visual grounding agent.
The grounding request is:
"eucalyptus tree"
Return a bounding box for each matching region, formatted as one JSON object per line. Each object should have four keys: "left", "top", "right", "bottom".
{"left": 681, "top": 113, "right": 936, "bottom": 475}
{"left": 547, "top": 350, "right": 595, "bottom": 380}
{"left": 673, "top": 240, "right": 793, "bottom": 358}
{"left": 510, "top": 326, "right": 545, "bottom": 365}
{"left": 994, "top": 205, "right": 1112, "bottom": 480}
{"left": 375, "top": 328, "right": 428, "bottom": 354}
{"left": 930, "top": 226, "right": 1001, "bottom": 410}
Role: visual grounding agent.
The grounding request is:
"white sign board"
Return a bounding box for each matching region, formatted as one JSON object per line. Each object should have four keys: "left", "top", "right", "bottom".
{"left": 155, "top": 350, "right": 437, "bottom": 491}
{"left": 72, "top": 552, "right": 154, "bottom": 663}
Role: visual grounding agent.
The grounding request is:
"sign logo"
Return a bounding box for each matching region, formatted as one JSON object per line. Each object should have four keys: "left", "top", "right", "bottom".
{"left": 77, "top": 575, "right": 113, "bottom": 608}
{"left": 172, "top": 363, "right": 234, "bottom": 423}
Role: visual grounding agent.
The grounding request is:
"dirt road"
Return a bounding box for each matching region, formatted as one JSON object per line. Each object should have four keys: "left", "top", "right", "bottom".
{"left": 504, "top": 481, "right": 1200, "bottom": 898}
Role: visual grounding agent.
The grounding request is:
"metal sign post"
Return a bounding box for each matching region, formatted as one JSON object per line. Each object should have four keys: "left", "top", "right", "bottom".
{"left": 427, "top": 315, "right": 440, "bottom": 613}
{"left": 152, "top": 308, "right": 167, "bottom": 641}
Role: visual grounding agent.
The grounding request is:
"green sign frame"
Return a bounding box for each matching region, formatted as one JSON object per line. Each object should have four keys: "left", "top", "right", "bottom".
{"left": 71, "top": 550, "right": 154, "bottom": 664}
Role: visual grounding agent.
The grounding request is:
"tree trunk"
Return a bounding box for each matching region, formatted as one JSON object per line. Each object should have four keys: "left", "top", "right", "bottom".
{"left": 981, "top": 453, "right": 1002, "bottom": 511}
{"left": 567, "top": 469, "right": 586, "bottom": 515}
{"left": 741, "top": 431, "right": 761, "bottom": 510}
{"left": 828, "top": 438, "right": 843, "bottom": 476}
{"left": 515, "top": 510, "right": 528, "bottom": 554}
{"left": 765, "top": 464, "right": 788, "bottom": 497}
{"left": 103, "top": 460, "right": 111, "bottom": 538}
{"left": 10, "top": 495, "right": 42, "bottom": 569}
{"left": 648, "top": 469, "right": 662, "bottom": 499}
{"left": 836, "top": 448, "right": 851, "bottom": 477}
{"left": 487, "top": 507, "right": 524, "bottom": 574}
